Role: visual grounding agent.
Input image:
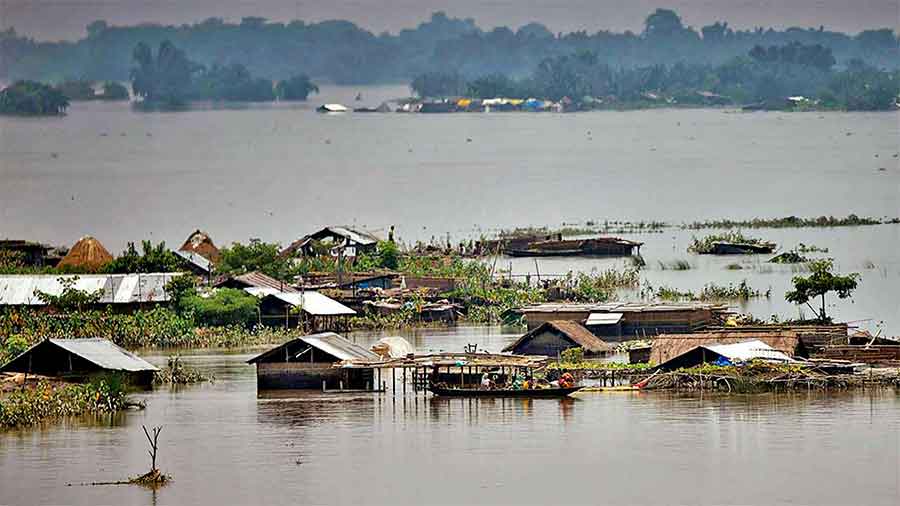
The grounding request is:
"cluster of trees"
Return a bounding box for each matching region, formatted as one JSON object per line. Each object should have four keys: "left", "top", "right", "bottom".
{"left": 56, "top": 79, "right": 129, "bottom": 100}
{"left": 130, "top": 40, "right": 317, "bottom": 105}
{"left": 1, "top": 10, "right": 896, "bottom": 85}
{"left": 411, "top": 43, "right": 899, "bottom": 110}
{"left": 0, "top": 80, "right": 69, "bottom": 115}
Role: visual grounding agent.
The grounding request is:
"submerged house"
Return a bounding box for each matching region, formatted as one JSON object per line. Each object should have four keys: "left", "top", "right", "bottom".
{"left": 251, "top": 289, "right": 356, "bottom": 331}
{"left": 516, "top": 302, "right": 728, "bottom": 341}
{"left": 654, "top": 339, "right": 794, "bottom": 371}
{"left": 503, "top": 320, "right": 612, "bottom": 358}
{"left": 281, "top": 226, "right": 381, "bottom": 258}
{"left": 247, "top": 332, "right": 379, "bottom": 390}
{"left": 0, "top": 338, "right": 158, "bottom": 386}
{"left": 650, "top": 330, "right": 806, "bottom": 366}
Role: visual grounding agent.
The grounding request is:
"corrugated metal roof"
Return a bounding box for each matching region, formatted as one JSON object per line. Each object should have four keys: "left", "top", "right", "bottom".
{"left": 0, "top": 273, "right": 181, "bottom": 305}
{"left": 586, "top": 312, "right": 624, "bottom": 325}
{"left": 519, "top": 301, "right": 727, "bottom": 314}
{"left": 705, "top": 340, "right": 794, "bottom": 363}
{"left": 257, "top": 290, "right": 356, "bottom": 316}
{"left": 38, "top": 338, "right": 156, "bottom": 371}
{"left": 175, "top": 249, "right": 211, "bottom": 273}
{"left": 247, "top": 332, "right": 378, "bottom": 363}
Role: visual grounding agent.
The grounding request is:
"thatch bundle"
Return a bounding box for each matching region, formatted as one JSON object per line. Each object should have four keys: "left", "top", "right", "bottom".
{"left": 179, "top": 229, "right": 220, "bottom": 263}
{"left": 58, "top": 236, "right": 113, "bottom": 270}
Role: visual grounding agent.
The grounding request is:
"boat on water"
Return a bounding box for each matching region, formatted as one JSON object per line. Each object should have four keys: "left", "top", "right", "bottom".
{"left": 430, "top": 385, "right": 584, "bottom": 398}
{"left": 504, "top": 237, "right": 642, "bottom": 258}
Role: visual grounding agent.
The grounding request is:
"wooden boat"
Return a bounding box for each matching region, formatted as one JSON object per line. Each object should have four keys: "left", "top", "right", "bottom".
{"left": 430, "top": 385, "right": 584, "bottom": 398}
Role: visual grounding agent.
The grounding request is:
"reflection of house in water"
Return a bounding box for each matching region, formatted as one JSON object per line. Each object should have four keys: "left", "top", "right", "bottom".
{"left": 247, "top": 332, "right": 379, "bottom": 390}
{"left": 503, "top": 320, "right": 611, "bottom": 358}
{"left": 0, "top": 338, "right": 158, "bottom": 387}
{"left": 514, "top": 302, "right": 729, "bottom": 342}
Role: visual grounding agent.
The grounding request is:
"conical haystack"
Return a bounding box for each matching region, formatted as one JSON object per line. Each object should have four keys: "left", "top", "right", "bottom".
{"left": 179, "top": 229, "right": 220, "bottom": 264}
{"left": 58, "top": 235, "right": 113, "bottom": 270}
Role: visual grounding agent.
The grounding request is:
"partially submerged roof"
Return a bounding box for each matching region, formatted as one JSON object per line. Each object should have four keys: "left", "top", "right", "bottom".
{"left": 58, "top": 236, "right": 113, "bottom": 270}
{"left": 0, "top": 273, "right": 181, "bottom": 305}
{"left": 1, "top": 338, "right": 158, "bottom": 373}
{"left": 655, "top": 339, "right": 794, "bottom": 370}
{"left": 650, "top": 330, "right": 803, "bottom": 365}
{"left": 503, "top": 320, "right": 612, "bottom": 354}
{"left": 252, "top": 289, "right": 356, "bottom": 316}
{"left": 247, "top": 332, "right": 378, "bottom": 363}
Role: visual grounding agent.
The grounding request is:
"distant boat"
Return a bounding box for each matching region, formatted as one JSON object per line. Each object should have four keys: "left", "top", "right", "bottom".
{"left": 317, "top": 103, "right": 349, "bottom": 113}
{"left": 355, "top": 92, "right": 363, "bottom": 101}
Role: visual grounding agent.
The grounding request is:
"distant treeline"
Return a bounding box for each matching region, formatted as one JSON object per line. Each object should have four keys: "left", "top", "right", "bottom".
{"left": 1, "top": 9, "right": 897, "bottom": 85}
{"left": 411, "top": 42, "right": 900, "bottom": 110}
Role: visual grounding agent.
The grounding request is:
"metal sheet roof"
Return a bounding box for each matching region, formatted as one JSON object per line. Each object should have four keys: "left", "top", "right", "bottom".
{"left": 705, "top": 340, "right": 794, "bottom": 363}
{"left": 586, "top": 312, "right": 624, "bottom": 325}
{"left": 519, "top": 301, "right": 727, "bottom": 314}
{"left": 174, "top": 249, "right": 211, "bottom": 273}
{"left": 247, "top": 332, "right": 378, "bottom": 363}
{"left": 0, "top": 273, "right": 180, "bottom": 305}
{"left": 4, "top": 338, "right": 160, "bottom": 372}
{"left": 250, "top": 289, "right": 356, "bottom": 316}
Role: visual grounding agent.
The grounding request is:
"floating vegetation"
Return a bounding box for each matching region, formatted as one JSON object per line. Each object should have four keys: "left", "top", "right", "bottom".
{"left": 658, "top": 259, "right": 691, "bottom": 270}
{"left": 769, "top": 251, "right": 808, "bottom": 264}
{"left": 0, "top": 375, "right": 131, "bottom": 429}
{"left": 684, "top": 214, "right": 890, "bottom": 230}
{"left": 796, "top": 243, "right": 828, "bottom": 253}
{"left": 725, "top": 263, "right": 744, "bottom": 270}
{"left": 153, "top": 355, "right": 209, "bottom": 385}
{"left": 654, "top": 280, "right": 770, "bottom": 302}
{"left": 688, "top": 231, "right": 774, "bottom": 254}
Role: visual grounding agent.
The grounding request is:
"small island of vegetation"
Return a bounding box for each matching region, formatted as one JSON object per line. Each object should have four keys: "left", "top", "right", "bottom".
{"left": 0, "top": 80, "right": 69, "bottom": 116}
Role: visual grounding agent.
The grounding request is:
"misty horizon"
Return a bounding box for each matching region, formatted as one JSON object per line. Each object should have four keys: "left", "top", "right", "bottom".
{"left": 2, "top": 0, "right": 898, "bottom": 42}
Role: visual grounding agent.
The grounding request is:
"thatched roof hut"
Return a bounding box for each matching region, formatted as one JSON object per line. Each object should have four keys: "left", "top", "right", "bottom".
{"left": 179, "top": 229, "right": 220, "bottom": 263}
{"left": 57, "top": 236, "right": 113, "bottom": 271}
{"left": 650, "top": 330, "right": 805, "bottom": 365}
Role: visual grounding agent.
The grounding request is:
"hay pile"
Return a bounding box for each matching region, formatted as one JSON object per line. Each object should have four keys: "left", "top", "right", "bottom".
{"left": 179, "top": 229, "right": 220, "bottom": 263}
{"left": 58, "top": 236, "right": 113, "bottom": 270}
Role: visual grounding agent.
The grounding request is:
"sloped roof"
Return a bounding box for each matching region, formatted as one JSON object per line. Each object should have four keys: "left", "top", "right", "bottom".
{"left": 215, "top": 271, "right": 297, "bottom": 292}
{"left": 655, "top": 339, "right": 794, "bottom": 371}
{"left": 0, "top": 273, "right": 181, "bottom": 305}
{"left": 650, "top": 330, "right": 802, "bottom": 365}
{"left": 371, "top": 336, "right": 415, "bottom": 358}
{"left": 281, "top": 226, "right": 381, "bottom": 256}
{"left": 58, "top": 236, "right": 113, "bottom": 270}
{"left": 518, "top": 301, "right": 727, "bottom": 314}
{"left": 254, "top": 290, "right": 356, "bottom": 316}
{"left": 247, "top": 332, "right": 378, "bottom": 363}
{"left": 175, "top": 250, "right": 212, "bottom": 274}
{"left": 586, "top": 312, "right": 624, "bottom": 325}
{"left": 179, "top": 229, "right": 220, "bottom": 263}
{"left": 503, "top": 320, "right": 612, "bottom": 354}
{"left": 0, "top": 338, "right": 158, "bottom": 373}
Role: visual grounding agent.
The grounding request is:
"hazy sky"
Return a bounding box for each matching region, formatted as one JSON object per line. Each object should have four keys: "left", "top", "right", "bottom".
{"left": 2, "top": 0, "right": 898, "bottom": 41}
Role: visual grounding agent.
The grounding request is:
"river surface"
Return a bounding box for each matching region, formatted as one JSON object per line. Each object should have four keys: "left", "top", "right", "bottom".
{"left": 1, "top": 326, "right": 899, "bottom": 506}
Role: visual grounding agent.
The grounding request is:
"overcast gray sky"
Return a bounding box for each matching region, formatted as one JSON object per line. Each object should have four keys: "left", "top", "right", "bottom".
{"left": 2, "top": 0, "right": 898, "bottom": 41}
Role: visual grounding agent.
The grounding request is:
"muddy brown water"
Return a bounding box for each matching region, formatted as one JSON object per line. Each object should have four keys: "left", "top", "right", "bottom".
{"left": 1, "top": 326, "right": 899, "bottom": 505}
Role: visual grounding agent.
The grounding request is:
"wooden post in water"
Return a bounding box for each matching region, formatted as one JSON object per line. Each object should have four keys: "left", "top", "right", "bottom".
{"left": 392, "top": 368, "right": 396, "bottom": 398}
{"left": 402, "top": 367, "right": 407, "bottom": 396}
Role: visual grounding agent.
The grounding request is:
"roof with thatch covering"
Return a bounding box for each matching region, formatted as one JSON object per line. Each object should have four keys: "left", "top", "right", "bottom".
{"left": 58, "top": 236, "right": 113, "bottom": 270}
{"left": 503, "top": 320, "right": 612, "bottom": 354}
{"left": 650, "top": 330, "right": 804, "bottom": 365}
{"left": 179, "top": 229, "right": 220, "bottom": 263}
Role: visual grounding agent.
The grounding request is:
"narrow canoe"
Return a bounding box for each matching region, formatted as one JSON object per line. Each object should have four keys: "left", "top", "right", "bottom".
{"left": 430, "top": 386, "right": 584, "bottom": 398}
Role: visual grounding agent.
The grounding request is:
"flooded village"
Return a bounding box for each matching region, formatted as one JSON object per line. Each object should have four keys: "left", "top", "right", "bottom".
{"left": 2, "top": 3, "right": 900, "bottom": 505}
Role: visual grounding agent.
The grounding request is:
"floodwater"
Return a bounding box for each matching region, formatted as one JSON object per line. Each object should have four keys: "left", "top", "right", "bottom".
{"left": 1, "top": 85, "right": 898, "bottom": 334}
{"left": 1, "top": 327, "right": 899, "bottom": 506}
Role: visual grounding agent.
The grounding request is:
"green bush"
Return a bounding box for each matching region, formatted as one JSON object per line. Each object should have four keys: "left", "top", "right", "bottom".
{"left": 179, "top": 289, "right": 259, "bottom": 328}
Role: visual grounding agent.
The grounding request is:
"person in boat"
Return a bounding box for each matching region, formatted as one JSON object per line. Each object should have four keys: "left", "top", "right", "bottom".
{"left": 558, "top": 372, "right": 576, "bottom": 389}
{"left": 481, "top": 373, "right": 493, "bottom": 389}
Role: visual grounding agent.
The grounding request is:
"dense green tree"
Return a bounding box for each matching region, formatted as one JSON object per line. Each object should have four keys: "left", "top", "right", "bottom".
{"left": 179, "top": 288, "right": 259, "bottom": 327}
{"left": 275, "top": 74, "right": 319, "bottom": 101}
{"left": 56, "top": 79, "right": 96, "bottom": 100}
{"left": 192, "top": 63, "right": 274, "bottom": 101}
{"left": 0, "top": 80, "right": 69, "bottom": 115}
{"left": 104, "top": 241, "right": 185, "bottom": 274}
{"left": 217, "top": 239, "right": 294, "bottom": 281}
{"left": 101, "top": 81, "right": 129, "bottom": 100}
{"left": 411, "top": 71, "right": 466, "bottom": 98}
